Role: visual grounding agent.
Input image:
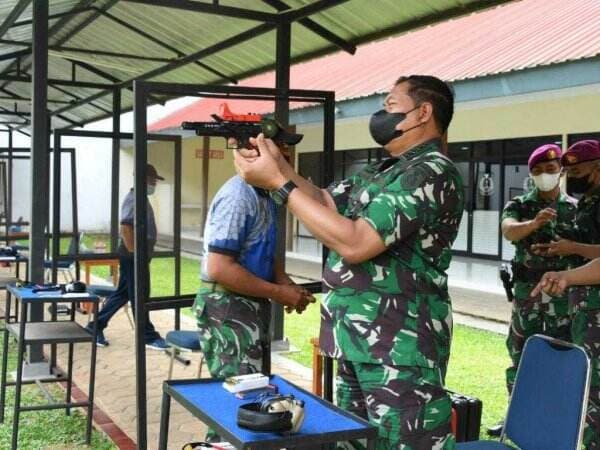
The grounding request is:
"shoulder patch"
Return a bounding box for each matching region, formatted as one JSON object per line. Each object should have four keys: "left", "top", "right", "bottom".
{"left": 399, "top": 164, "right": 434, "bottom": 190}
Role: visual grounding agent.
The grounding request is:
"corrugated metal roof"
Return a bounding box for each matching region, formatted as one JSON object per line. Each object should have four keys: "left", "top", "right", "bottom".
{"left": 149, "top": 0, "right": 600, "bottom": 132}
{"left": 0, "top": 0, "right": 514, "bottom": 129}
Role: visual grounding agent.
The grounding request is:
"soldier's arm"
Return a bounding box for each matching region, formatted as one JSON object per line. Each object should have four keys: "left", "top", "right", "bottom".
{"left": 206, "top": 252, "right": 312, "bottom": 309}
{"left": 285, "top": 188, "right": 386, "bottom": 264}
{"left": 553, "top": 241, "right": 600, "bottom": 260}
{"left": 563, "top": 258, "right": 600, "bottom": 285}
{"left": 501, "top": 208, "right": 556, "bottom": 242}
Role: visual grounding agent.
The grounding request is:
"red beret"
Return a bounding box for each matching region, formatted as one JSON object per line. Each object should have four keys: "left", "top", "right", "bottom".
{"left": 562, "top": 140, "right": 600, "bottom": 166}
{"left": 528, "top": 144, "right": 562, "bottom": 171}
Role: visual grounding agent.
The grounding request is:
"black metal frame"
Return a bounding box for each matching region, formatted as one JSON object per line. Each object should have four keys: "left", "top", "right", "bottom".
{"left": 158, "top": 376, "right": 377, "bottom": 450}
{"left": 134, "top": 80, "right": 335, "bottom": 449}
{"left": 50, "top": 129, "right": 183, "bottom": 302}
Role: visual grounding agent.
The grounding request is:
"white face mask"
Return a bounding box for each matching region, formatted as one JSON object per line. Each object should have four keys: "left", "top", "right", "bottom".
{"left": 531, "top": 172, "right": 560, "bottom": 192}
{"left": 147, "top": 184, "right": 156, "bottom": 196}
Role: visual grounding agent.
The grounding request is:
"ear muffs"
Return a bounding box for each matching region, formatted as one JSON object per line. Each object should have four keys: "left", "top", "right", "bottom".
{"left": 65, "top": 281, "right": 87, "bottom": 293}
{"left": 237, "top": 395, "right": 305, "bottom": 434}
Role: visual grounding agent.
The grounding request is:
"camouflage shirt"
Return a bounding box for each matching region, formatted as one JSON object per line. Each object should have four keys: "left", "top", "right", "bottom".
{"left": 501, "top": 188, "right": 578, "bottom": 271}
{"left": 569, "top": 186, "right": 600, "bottom": 310}
{"left": 319, "top": 140, "right": 465, "bottom": 369}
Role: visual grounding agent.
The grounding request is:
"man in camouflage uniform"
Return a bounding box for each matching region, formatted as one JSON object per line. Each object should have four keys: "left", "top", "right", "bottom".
{"left": 194, "top": 173, "right": 314, "bottom": 441}
{"left": 500, "top": 144, "right": 577, "bottom": 395}
{"left": 235, "top": 75, "right": 463, "bottom": 449}
{"left": 536, "top": 140, "right": 600, "bottom": 449}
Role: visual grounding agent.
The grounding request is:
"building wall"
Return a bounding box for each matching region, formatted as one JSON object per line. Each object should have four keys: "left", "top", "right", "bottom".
{"left": 138, "top": 84, "right": 600, "bottom": 238}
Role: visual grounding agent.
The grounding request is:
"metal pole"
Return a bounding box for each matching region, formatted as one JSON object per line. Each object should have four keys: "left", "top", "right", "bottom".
{"left": 174, "top": 137, "right": 182, "bottom": 330}
{"left": 271, "top": 21, "right": 291, "bottom": 347}
{"left": 322, "top": 92, "right": 335, "bottom": 402}
{"left": 133, "top": 80, "right": 149, "bottom": 450}
{"left": 6, "top": 129, "right": 12, "bottom": 246}
{"left": 111, "top": 88, "right": 121, "bottom": 252}
{"left": 28, "top": 0, "right": 48, "bottom": 363}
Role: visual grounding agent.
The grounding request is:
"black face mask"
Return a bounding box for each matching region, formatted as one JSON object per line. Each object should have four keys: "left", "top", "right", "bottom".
{"left": 368, "top": 106, "right": 421, "bottom": 146}
{"left": 567, "top": 173, "right": 592, "bottom": 195}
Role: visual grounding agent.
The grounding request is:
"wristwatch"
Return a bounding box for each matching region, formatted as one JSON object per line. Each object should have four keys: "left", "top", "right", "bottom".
{"left": 270, "top": 180, "right": 297, "bottom": 205}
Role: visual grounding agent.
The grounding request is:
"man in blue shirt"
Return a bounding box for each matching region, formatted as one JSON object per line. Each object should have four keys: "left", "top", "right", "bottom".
{"left": 86, "top": 164, "right": 168, "bottom": 350}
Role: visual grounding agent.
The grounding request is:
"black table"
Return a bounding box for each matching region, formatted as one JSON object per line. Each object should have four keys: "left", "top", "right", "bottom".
{"left": 1, "top": 284, "right": 100, "bottom": 450}
{"left": 159, "top": 374, "right": 377, "bottom": 450}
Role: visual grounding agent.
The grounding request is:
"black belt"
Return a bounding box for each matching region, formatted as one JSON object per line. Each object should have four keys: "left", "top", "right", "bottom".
{"left": 511, "top": 262, "right": 564, "bottom": 283}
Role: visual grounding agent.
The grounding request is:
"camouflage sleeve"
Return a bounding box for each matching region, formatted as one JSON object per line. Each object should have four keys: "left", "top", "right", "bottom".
{"left": 326, "top": 174, "right": 360, "bottom": 215}
{"left": 358, "top": 165, "right": 460, "bottom": 246}
{"left": 501, "top": 199, "right": 521, "bottom": 222}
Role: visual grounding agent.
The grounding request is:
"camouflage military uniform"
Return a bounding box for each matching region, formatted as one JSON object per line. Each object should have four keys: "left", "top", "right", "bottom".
{"left": 194, "top": 289, "right": 269, "bottom": 378}
{"left": 568, "top": 186, "right": 600, "bottom": 449}
{"left": 320, "top": 140, "right": 464, "bottom": 450}
{"left": 501, "top": 189, "right": 577, "bottom": 392}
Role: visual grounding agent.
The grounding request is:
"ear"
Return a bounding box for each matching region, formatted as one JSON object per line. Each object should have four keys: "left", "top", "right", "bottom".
{"left": 418, "top": 102, "right": 434, "bottom": 124}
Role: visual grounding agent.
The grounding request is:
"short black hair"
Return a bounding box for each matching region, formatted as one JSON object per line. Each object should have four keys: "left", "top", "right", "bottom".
{"left": 395, "top": 75, "right": 454, "bottom": 133}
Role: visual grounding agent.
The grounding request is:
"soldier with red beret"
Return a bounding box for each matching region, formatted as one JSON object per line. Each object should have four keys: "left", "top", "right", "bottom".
{"left": 533, "top": 140, "right": 600, "bottom": 448}
{"left": 497, "top": 143, "right": 577, "bottom": 433}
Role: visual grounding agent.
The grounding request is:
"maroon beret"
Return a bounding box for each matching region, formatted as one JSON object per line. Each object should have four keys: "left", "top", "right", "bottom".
{"left": 528, "top": 144, "right": 562, "bottom": 171}
{"left": 562, "top": 140, "right": 600, "bottom": 166}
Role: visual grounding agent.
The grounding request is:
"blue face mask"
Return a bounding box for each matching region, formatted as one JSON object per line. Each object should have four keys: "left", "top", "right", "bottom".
{"left": 368, "top": 106, "right": 421, "bottom": 146}
{"left": 147, "top": 184, "right": 156, "bottom": 196}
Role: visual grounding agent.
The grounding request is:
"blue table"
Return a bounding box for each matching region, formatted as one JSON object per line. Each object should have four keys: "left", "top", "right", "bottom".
{"left": 1, "top": 284, "right": 100, "bottom": 450}
{"left": 159, "top": 375, "right": 377, "bottom": 449}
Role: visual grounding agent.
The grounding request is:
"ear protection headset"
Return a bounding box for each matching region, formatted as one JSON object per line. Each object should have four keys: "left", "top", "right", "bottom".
{"left": 237, "top": 394, "right": 305, "bottom": 434}
{"left": 65, "top": 281, "right": 87, "bottom": 293}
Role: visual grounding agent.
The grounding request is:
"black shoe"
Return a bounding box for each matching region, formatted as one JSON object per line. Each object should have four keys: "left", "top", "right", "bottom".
{"left": 487, "top": 421, "right": 504, "bottom": 437}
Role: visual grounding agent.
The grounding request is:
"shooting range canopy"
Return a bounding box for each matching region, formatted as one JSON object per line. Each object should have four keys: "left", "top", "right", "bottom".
{"left": 0, "top": 0, "right": 514, "bottom": 130}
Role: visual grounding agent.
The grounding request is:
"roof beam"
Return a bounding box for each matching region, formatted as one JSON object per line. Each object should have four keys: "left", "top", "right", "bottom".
{"left": 0, "top": 74, "right": 115, "bottom": 89}
{"left": 122, "top": 0, "right": 280, "bottom": 23}
{"left": 51, "top": 45, "right": 174, "bottom": 63}
{"left": 70, "top": 59, "right": 166, "bottom": 105}
{"left": 48, "top": 84, "right": 112, "bottom": 115}
{"left": 262, "top": 0, "right": 355, "bottom": 54}
{"left": 10, "top": 6, "right": 95, "bottom": 28}
{"left": 0, "top": 95, "right": 72, "bottom": 105}
{"left": 0, "top": 0, "right": 118, "bottom": 89}
{"left": 95, "top": 8, "right": 239, "bottom": 84}
{"left": 278, "top": 0, "right": 350, "bottom": 23}
{"left": 49, "top": 22, "right": 277, "bottom": 118}
{"left": 0, "top": 0, "right": 31, "bottom": 40}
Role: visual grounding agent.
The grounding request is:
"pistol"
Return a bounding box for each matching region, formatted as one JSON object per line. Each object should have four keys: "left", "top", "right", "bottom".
{"left": 181, "top": 103, "right": 302, "bottom": 151}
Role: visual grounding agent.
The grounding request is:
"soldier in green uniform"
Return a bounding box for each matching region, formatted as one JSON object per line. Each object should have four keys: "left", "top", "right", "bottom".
{"left": 533, "top": 140, "right": 600, "bottom": 449}
{"left": 234, "top": 75, "right": 464, "bottom": 449}
{"left": 500, "top": 144, "right": 577, "bottom": 395}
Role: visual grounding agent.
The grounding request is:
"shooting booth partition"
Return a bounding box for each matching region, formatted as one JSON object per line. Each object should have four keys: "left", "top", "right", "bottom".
{"left": 133, "top": 80, "right": 335, "bottom": 448}
{"left": 50, "top": 128, "right": 186, "bottom": 322}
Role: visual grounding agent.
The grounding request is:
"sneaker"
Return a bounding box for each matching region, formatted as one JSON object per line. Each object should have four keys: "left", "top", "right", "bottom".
{"left": 145, "top": 337, "right": 170, "bottom": 351}
{"left": 85, "top": 324, "right": 109, "bottom": 347}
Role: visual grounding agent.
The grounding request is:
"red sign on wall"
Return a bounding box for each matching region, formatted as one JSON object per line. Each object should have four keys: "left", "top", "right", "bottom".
{"left": 195, "top": 149, "right": 224, "bottom": 160}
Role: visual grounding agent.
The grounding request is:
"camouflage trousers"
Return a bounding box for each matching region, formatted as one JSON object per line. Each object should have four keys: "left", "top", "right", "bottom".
{"left": 335, "top": 360, "right": 455, "bottom": 450}
{"left": 194, "top": 288, "right": 269, "bottom": 378}
{"left": 194, "top": 288, "right": 270, "bottom": 442}
{"left": 571, "top": 307, "right": 600, "bottom": 449}
{"left": 506, "top": 284, "right": 571, "bottom": 392}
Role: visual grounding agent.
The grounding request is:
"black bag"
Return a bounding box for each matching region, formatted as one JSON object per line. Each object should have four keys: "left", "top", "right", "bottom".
{"left": 449, "top": 392, "right": 483, "bottom": 442}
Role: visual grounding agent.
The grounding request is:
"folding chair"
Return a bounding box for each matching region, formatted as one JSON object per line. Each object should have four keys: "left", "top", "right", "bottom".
{"left": 165, "top": 330, "right": 204, "bottom": 379}
{"left": 44, "top": 234, "right": 78, "bottom": 282}
{"left": 458, "top": 334, "right": 590, "bottom": 450}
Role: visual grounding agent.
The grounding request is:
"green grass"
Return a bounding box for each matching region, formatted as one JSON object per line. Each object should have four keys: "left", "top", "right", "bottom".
{"left": 0, "top": 338, "right": 117, "bottom": 449}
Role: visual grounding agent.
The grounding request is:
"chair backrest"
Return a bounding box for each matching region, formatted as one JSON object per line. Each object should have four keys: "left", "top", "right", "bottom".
{"left": 504, "top": 334, "right": 590, "bottom": 450}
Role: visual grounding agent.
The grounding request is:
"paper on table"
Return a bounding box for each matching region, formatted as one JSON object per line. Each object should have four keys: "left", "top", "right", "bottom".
{"left": 63, "top": 293, "right": 91, "bottom": 298}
